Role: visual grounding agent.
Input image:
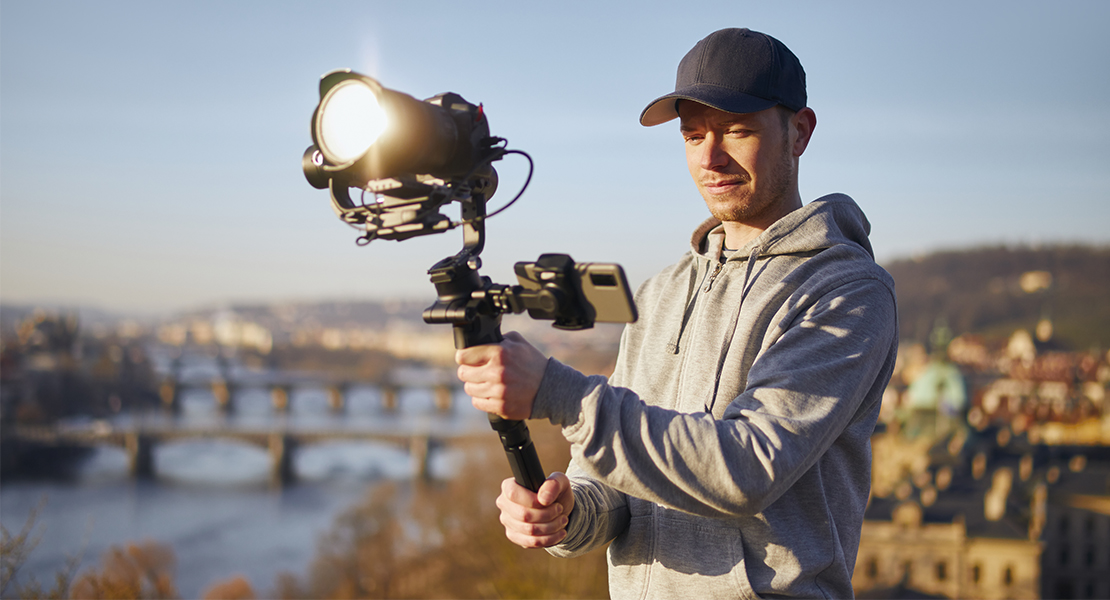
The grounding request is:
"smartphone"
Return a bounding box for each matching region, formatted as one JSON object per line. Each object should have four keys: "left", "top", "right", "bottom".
{"left": 514, "top": 254, "right": 638, "bottom": 327}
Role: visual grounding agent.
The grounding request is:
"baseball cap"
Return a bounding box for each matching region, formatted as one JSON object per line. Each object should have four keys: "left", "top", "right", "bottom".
{"left": 640, "top": 28, "right": 807, "bottom": 127}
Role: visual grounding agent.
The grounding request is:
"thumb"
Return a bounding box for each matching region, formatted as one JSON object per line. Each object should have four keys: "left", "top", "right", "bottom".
{"left": 536, "top": 472, "right": 569, "bottom": 506}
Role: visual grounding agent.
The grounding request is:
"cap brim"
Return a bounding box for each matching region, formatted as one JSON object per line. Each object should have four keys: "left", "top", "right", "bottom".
{"left": 639, "top": 85, "right": 779, "bottom": 126}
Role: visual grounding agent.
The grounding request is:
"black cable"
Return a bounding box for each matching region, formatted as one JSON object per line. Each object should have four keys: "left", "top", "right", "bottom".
{"left": 478, "top": 149, "right": 533, "bottom": 221}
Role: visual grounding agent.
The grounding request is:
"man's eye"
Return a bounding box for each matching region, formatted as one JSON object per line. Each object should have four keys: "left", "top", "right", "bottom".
{"left": 728, "top": 129, "right": 752, "bottom": 137}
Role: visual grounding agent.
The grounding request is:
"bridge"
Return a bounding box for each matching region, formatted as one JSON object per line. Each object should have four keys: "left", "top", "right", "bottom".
{"left": 5, "top": 419, "right": 485, "bottom": 486}
{"left": 3, "top": 353, "right": 486, "bottom": 486}
{"left": 155, "top": 372, "right": 460, "bottom": 416}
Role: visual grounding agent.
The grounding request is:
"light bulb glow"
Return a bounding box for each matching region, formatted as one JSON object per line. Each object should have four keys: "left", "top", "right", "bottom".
{"left": 318, "top": 80, "right": 388, "bottom": 164}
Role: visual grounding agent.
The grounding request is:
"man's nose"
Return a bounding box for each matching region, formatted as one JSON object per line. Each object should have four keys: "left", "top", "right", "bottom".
{"left": 699, "top": 135, "right": 729, "bottom": 170}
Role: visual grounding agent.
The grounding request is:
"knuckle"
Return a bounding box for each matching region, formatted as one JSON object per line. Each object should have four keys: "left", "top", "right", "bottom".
{"left": 519, "top": 535, "right": 542, "bottom": 549}
{"left": 526, "top": 523, "right": 546, "bottom": 536}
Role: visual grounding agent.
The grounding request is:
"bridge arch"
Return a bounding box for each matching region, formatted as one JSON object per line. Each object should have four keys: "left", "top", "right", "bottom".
{"left": 6, "top": 424, "right": 451, "bottom": 487}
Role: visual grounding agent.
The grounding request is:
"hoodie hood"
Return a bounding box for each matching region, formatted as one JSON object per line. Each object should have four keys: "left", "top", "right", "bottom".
{"left": 666, "top": 193, "right": 882, "bottom": 363}
{"left": 690, "top": 193, "right": 874, "bottom": 262}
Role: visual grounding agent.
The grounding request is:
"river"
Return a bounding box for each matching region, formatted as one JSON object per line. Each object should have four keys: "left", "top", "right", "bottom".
{"left": 0, "top": 351, "right": 487, "bottom": 598}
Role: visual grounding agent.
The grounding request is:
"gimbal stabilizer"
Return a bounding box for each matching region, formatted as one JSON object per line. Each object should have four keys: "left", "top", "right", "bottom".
{"left": 303, "top": 70, "right": 636, "bottom": 492}
{"left": 421, "top": 197, "right": 636, "bottom": 491}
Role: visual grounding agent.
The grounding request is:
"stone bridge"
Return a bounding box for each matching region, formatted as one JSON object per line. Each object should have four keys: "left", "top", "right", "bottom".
{"left": 6, "top": 422, "right": 482, "bottom": 486}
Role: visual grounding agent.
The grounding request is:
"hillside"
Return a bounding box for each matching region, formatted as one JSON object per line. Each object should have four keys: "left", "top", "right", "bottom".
{"left": 882, "top": 245, "right": 1110, "bottom": 350}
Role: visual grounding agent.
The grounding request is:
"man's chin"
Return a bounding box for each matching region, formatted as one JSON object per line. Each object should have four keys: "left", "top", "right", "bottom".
{"left": 705, "top": 200, "right": 753, "bottom": 224}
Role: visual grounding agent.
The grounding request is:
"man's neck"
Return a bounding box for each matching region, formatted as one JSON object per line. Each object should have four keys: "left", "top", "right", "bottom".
{"left": 721, "top": 193, "right": 803, "bottom": 250}
{"left": 721, "top": 221, "right": 766, "bottom": 251}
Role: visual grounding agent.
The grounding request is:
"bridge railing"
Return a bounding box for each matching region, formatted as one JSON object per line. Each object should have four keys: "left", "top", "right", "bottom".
{"left": 156, "top": 376, "right": 460, "bottom": 417}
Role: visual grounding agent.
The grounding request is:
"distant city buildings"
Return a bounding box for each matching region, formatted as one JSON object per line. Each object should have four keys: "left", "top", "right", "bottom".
{"left": 0, "top": 310, "right": 159, "bottom": 424}
{"left": 153, "top": 302, "right": 458, "bottom": 364}
{"left": 857, "top": 319, "right": 1110, "bottom": 599}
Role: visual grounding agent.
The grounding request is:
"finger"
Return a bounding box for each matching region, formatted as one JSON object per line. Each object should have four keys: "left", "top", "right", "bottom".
{"left": 455, "top": 349, "right": 476, "bottom": 367}
{"left": 497, "top": 505, "right": 569, "bottom": 548}
{"left": 500, "top": 476, "right": 542, "bottom": 508}
{"left": 470, "top": 396, "right": 508, "bottom": 417}
{"left": 503, "top": 524, "right": 568, "bottom": 549}
{"left": 497, "top": 478, "right": 563, "bottom": 518}
{"left": 499, "top": 474, "right": 559, "bottom": 512}
{"left": 495, "top": 478, "right": 569, "bottom": 549}
{"left": 455, "top": 362, "right": 494, "bottom": 384}
{"left": 538, "top": 473, "right": 574, "bottom": 509}
{"left": 463, "top": 380, "right": 506, "bottom": 400}
{"left": 471, "top": 394, "right": 529, "bottom": 421}
{"left": 455, "top": 343, "right": 501, "bottom": 367}
{"left": 496, "top": 489, "right": 564, "bottom": 525}
{"left": 536, "top": 475, "right": 565, "bottom": 506}
{"left": 500, "top": 510, "right": 569, "bottom": 541}
{"left": 497, "top": 500, "right": 566, "bottom": 530}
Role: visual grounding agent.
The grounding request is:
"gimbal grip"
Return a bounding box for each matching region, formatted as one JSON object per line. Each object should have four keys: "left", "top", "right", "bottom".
{"left": 456, "top": 314, "right": 547, "bottom": 494}
{"left": 488, "top": 414, "right": 545, "bottom": 493}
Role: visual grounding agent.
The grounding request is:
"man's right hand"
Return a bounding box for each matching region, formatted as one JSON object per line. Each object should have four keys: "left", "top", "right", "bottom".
{"left": 495, "top": 472, "right": 574, "bottom": 548}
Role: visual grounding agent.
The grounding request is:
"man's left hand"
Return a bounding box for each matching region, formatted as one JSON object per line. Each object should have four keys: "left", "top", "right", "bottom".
{"left": 455, "top": 331, "right": 547, "bottom": 420}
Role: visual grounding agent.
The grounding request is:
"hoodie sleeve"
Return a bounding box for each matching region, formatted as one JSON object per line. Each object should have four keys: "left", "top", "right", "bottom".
{"left": 545, "top": 458, "right": 631, "bottom": 557}
{"left": 532, "top": 275, "right": 897, "bottom": 519}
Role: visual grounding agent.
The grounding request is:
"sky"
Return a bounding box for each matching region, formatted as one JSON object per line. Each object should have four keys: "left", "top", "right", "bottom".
{"left": 2, "top": 0, "right": 1108, "bottom": 314}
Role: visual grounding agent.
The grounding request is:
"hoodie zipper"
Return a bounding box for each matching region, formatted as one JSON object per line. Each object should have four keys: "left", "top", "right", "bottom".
{"left": 702, "top": 261, "right": 724, "bottom": 293}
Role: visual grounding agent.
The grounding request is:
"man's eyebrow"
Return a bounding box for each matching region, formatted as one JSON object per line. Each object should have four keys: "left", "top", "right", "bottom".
{"left": 679, "top": 117, "right": 756, "bottom": 132}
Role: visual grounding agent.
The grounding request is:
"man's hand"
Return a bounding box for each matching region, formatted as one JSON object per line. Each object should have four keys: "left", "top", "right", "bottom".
{"left": 455, "top": 331, "right": 547, "bottom": 420}
{"left": 496, "top": 472, "right": 574, "bottom": 548}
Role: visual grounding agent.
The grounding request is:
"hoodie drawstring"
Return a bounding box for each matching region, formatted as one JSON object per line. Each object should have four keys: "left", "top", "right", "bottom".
{"left": 666, "top": 258, "right": 703, "bottom": 354}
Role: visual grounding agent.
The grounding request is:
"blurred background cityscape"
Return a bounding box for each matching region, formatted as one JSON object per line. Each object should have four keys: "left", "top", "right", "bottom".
{"left": 3, "top": 244, "right": 1109, "bottom": 598}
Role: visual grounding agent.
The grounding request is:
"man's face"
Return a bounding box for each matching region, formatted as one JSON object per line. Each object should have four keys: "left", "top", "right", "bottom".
{"left": 679, "top": 102, "right": 798, "bottom": 229}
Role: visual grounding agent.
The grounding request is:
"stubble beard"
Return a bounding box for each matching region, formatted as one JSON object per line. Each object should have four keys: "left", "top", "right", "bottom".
{"left": 705, "top": 140, "right": 796, "bottom": 224}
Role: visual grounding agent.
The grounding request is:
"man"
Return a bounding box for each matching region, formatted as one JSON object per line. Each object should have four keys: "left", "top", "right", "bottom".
{"left": 456, "top": 28, "right": 898, "bottom": 598}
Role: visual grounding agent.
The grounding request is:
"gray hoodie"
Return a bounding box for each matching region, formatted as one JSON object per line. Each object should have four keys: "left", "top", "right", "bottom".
{"left": 532, "top": 194, "right": 898, "bottom": 599}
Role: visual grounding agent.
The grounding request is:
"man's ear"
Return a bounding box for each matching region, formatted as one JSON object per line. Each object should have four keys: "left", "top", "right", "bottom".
{"left": 792, "top": 108, "right": 817, "bottom": 157}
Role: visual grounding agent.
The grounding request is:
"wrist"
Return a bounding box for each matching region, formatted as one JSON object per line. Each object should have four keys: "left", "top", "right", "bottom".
{"left": 531, "top": 359, "right": 592, "bottom": 427}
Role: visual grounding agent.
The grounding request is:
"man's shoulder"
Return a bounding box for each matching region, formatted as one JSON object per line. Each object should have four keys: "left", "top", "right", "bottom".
{"left": 808, "top": 242, "right": 895, "bottom": 292}
{"left": 761, "top": 243, "right": 896, "bottom": 319}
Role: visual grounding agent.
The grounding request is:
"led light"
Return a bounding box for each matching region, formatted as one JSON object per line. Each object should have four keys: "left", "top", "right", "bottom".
{"left": 317, "top": 80, "right": 389, "bottom": 164}
{"left": 304, "top": 70, "right": 494, "bottom": 197}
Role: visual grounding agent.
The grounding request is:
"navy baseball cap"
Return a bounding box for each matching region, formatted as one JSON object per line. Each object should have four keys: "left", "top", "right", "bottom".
{"left": 640, "top": 28, "right": 807, "bottom": 127}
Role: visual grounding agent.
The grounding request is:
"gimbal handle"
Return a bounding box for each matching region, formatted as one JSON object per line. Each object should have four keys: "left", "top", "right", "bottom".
{"left": 424, "top": 253, "right": 547, "bottom": 494}
{"left": 460, "top": 318, "right": 546, "bottom": 494}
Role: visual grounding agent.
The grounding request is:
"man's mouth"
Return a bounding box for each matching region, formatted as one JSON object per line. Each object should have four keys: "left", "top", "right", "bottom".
{"left": 702, "top": 179, "right": 746, "bottom": 194}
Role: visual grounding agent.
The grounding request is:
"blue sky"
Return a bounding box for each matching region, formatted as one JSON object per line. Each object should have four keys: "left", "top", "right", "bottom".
{"left": 2, "top": 1, "right": 1108, "bottom": 313}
